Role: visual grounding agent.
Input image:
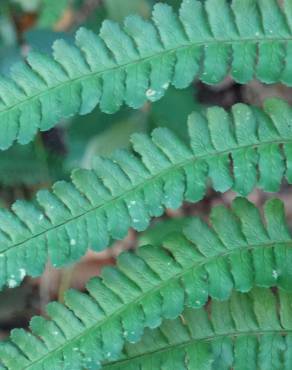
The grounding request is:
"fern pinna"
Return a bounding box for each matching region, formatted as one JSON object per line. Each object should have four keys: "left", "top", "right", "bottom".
{"left": 1, "top": 99, "right": 292, "bottom": 289}
{"left": 1, "top": 198, "right": 292, "bottom": 369}
{"left": 1, "top": 0, "right": 292, "bottom": 149}
{"left": 105, "top": 288, "right": 292, "bottom": 369}
{"left": 2, "top": 0, "right": 292, "bottom": 369}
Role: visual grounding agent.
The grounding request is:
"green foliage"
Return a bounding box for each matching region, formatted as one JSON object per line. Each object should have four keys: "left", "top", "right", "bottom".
{"left": 64, "top": 107, "right": 139, "bottom": 170}
{"left": 1, "top": 0, "right": 292, "bottom": 149}
{"left": 0, "top": 142, "right": 64, "bottom": 186}
{"left": 65, "top": 85, "right": 198, "bottom": 171}
{"left": 37, "top": 0, "right": 69, "bottom": 28}
{"left": 0, "top": 7, "right": 17, "bottom": 47}
{"left": 105, "top": 288, "right": 292, "bottom": 369}
{"left": 80, "top": 111, "right": 147, "bottom": 162}
{"left": 1, "top": 100, "right": 292, "bottom": 288}
{"left": 104, "top": 0, "right": 151, "bottom": 22}
{"left": 11, "top": 0, "right": 40, "bottom": 12}
{"left": 0, "top": 2, "right": 19, "bottom": 75}
{"left": 138, "top": 217, "right": 191, "bottom": 247}
{"left": 2, "top": 1, "right": 292, "bottom": 368}
{"left": 1, "top": 197, "right": 292, "bottom": 369}
{"left": 150, "top": 86, "right": 200, "bottom": 140}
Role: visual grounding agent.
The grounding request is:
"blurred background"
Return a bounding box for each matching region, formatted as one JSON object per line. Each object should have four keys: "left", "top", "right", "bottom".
{"left": 0, "top": 0, "right": 291, "bottom": 340}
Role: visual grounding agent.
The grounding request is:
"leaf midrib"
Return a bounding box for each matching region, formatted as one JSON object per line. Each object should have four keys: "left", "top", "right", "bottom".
{"left": 1, "top": 138, "right": 291, "bottom": 257}
{"left": 22, "top": 239, "right": 292, "bottom": 369}
{"left": 1, "top": 35, "right": 292, "bottom": 117}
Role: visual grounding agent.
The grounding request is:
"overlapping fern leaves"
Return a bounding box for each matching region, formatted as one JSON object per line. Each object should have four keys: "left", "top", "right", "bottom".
{"left": 105, "top": 288, "right": 292, "bottom": 369}
{"left": 1, "top": 99, "right": 292, "bottom": 289}
{"left": 3, "top": 1, "right": 292, "bottom": 369}
{"left": 1, "top": 198, "right": 292, "bottom": 369}
{"left": 1, "top": 0, "right": 292, "bottom": 149}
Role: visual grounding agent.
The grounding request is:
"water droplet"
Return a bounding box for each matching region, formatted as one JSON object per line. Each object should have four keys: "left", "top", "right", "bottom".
{"left": 8, "top": 279, "right": 17, "bottom": 288}
{"left": 19, "top": 268, "right": 26, "bottom": 279}
{"left": 146, "top": 89, "right": 156, "bottom": 98}
{"left": 272, "top": 270, "right": 278, "bottom": 279}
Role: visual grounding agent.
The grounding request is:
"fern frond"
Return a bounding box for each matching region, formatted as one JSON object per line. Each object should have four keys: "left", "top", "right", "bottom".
{"left": 1, "top": 198, "right": 292, "bottom": 369}
{"left": 2, "top": 0, "right": 292, "bottom": 149}
{"left": 2, "top": 99, "right": 292, "bottom": 288}
{"left": 105, "top": 288, "right": 292, "bottom": 370}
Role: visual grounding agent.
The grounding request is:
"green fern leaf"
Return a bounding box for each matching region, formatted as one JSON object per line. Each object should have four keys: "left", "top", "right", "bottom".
{"left": 104, "top": 288, "right": 292, "bottom": 370}
{"left": 1, "top": 198, "right": 292, "bottom": 369}
{"left": 1, "top": 0, "right": 292, "bottom": 149}
{"left": 1, "top": 99, "right": 292, "bottom": 288}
